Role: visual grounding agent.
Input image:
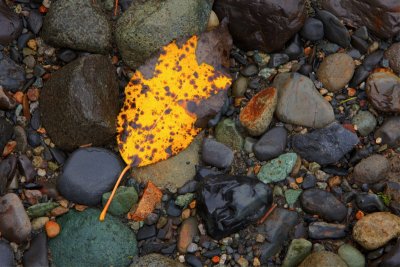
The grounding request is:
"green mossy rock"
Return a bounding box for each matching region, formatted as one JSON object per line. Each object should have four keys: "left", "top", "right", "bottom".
{"left": 102, "top": 186, "right": 138, "bottom": 216}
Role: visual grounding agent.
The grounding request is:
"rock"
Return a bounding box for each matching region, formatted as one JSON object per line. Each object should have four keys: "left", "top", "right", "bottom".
{"left": 31, "top": 217, "right": 49, "bottom": 231}
{"left": 177, "top": 217, "right": 198, "bottom": 253}
{"left": 272, "top": 72, "right": 335, "bottom": 128}
{"left": 308, "top": 222, "right": 346, "bottom": 239}
{"left": 352, "top": 110, "right": 377, "bottom": 136}
{"left": 197, "top": 174, "right": 273, "bottom": 240}
{"left": 115, "top": 0, "right": 212, "bottom": 68}
{"left": 40, "top": 55, "right": 118, "bottom": 150}
{"left": 0, "top": 56, "right": 25, "bottom": 92}
{"left": 363, "top": 50, "right": 385, "bottom": 71}
{"left": 285, "top": 189, "right": 303, "bottom": 206}
{"left": 300, "top": 188, "right": 347, "bottom": 222}
{"left": 317, "top": 53, "right": 355, "bottom": 92}
{"left": 285, "top": 40, "right": 303, "bottom": 60}
{"left": 356, "top": 193, "right": 386, "bottom": 213}
{"left": 0, "top": 0, "right": 22, "bottom": 45}
{"left": 299, "top": 251, "right": 348, "bottom": 267}
{"left": 353, "top": 212, "right": 400, "bottom": 250}
{"left": 49, "top": 209, "right": 137, "bottom": 267}
{"left": 320, "top": 0, "right": 400, "bottom": 39}
{"left": 385, "top": 182, "right": 400, "bottom": 205}
{"left": 258, "top": 208, "right": 298, "bottom": 263}
{"left": 27, "top": 202, "right": 59, "bottom": 218}
{"left": 136, "top": 225, "right": 156, "bottom": 240}
{"left": 257, "top": 153, "right": 298, "bottom": 184}
{"left": 268, "top": 54, "right": 290, "bottom": 68}
{"left": 380, "top": 238, "right": 400, "bottom": 267}
{"left": 239, "top": 87, "right": 277, "bottom": 136}
{"left": 292, "top": 122, "right": 359, "bottom": 165}
{"left": 214, "top": 0, "right": 306, "bottom": 52}
{"left": 302, "top": 174, "right": 317, "bottom": 190}
{"left": 207, "top": 10, "right": 219, "bottom": 32}
{"left": 240, "top": 64, "right": 258, "bottom": 77}
{"left": 23, "top": 232, "right": 48, "bottom": 267}
{"left": 0, "top": 240, "right": 14, "bottom": 267}
{"left": 0, "top": 155, "right": 17, "bottom": 196}
{"left": 0, "top": 193, "right": 31, "bottom": 243}
{"left": 134, "top": 133, "right": 202, "bottom": 188}
{"left": 253, "top": 126, "right": 287, "bottom": 161}
{"left": 0, "top": 118, "right": 13, "bottom": 154}
{"left": 385, "top": 43, "right": 400, "bottom": 74}
{"left": 131, "top": 253, "right": 185, "bottom": 267}
{"left": 338, "top": 244, "right": 365, "bottom": 267}
{"left": 201, "top": 138, "right": 234, "bottom": 169}
{"left": 353, "top": 154, "right": 389, "bottom": 184}
{"left": 350, "top": 65, "right": 371, "bottom": 87}
{"left": 166, "top": 200, "right": 181, "bottom": 217}
{"left": 282, "top": 238, "right": 312, "bottom": 267}
{"left": 175, "top": 193, "right": 195, "bottom": 207}
{"left": 14, "top": 126, "right": 27, "bottom": 152}
{"left": 366, "top": 71, "right": 400, "bottom": 113}
{"left": 102, "top": 186, "right": 138, "bottom": 216}
{"left": 315, "top": 9, "right": 350, "bottom": 48}
{"left": 0, "top": 86, "right": 16, "bottom": 110}
{"left": 375, "top": 117, "right": 400, "bottom": 148}
{"left": 215, "top": 119, "right": 244, "bottom": 150}
{"left": 27, "top": 10, "right": 43, "bottom": 35}
{"left": 57, "top": 147, "right": 123, "bottom": 206}
{"left": 232, "top": 76, "right": 248, "bottom": 97}
{"left": 42, "top": 0, "right": 112, "bottom": 53}
{"left": 300, "top": 17, "right": 324, "bottom": 41}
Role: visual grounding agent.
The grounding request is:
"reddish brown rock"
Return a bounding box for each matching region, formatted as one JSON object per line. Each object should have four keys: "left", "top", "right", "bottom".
{"left": 177, "top": 217, "right": 198, "bottom": 253}
{"left": 366, "top": 71, "right": 400, "bottom": 113}
{"left": 385, "top": 43, "right": 400, "bottom": 75}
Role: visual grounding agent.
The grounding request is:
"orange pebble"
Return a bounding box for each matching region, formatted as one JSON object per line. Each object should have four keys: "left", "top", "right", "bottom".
{"left": 45, "top": 221, "right": 61, "bottom": 238}
{"left": 356, "top": 210, "right": 364, "bottom": 220}
{"left": 13, "top": 92, "right": 24, "bottom": 104}
{"left": 347, "top": 87, "right": 357, "bottom": 97}
{"left": 304, "top": 47, "right": 312, "bottom": 56}
{"left": 39, "top": 5, "right": 48, "bottom": 13}
{"left": 189, "top": 200, "right": 196, "bottom": 209}
{"left": 295, "top": 177, "right": 303, "bottom": 184}
{"left": 74, "top": 204, "right": 88, "bottom": 211}
{"left": 211, "top": 255, "right": 220, "bottom": 264}
{"left": 127, "top": 181, "right": 162, "bottom": 221}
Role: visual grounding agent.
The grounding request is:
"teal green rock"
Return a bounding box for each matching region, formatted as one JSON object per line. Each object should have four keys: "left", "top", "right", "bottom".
{"left": 282, "top": 238, "right": 312, "bottom": 267}
{"left": 175, "top": 193, "right": 195, "bottom": 208}
{"left": 257, "top": 153, "right": 298, "bottom": 184}
{"left": 285, "top": 189, "right": 303, "bottom": 206}
{"left": 27, "top": 202, "right": 59, "bottom": 218}
{"left": 130, "top": 253, "right": 185, "bottom": 267}
{"left": 49, "top": 209, "right": 137, "bottom": 267}
{"left": 338, "top": 244, "right": 366, "bottom": 267}
{"left": 215, "top": 118, "right": 244, "bottom": 151}
{"left": 102, "top": 186, "right": 138, "bottom": 216}
{"left": 352, "top": 110, "right": 377, "bottom": 136}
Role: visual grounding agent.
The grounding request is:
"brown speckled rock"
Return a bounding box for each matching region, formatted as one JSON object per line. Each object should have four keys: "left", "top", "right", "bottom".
{"left": 366, "top": 71, "right": 400, "bottom": 113}
{"left": 385, "top": 43, "right": 400, "bottom": 75}
{"left": 353, "top": 154, "right": 390, "bottom": 184}
{"left": 299, "top": 251, "right": 347, "bottom": 267}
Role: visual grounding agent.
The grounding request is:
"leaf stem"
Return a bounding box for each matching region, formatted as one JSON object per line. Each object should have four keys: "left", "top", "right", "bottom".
{"left": 339, "top": 97, "right": 357, "bottom": 105}
{"left": 114, "top": 0, "right": 118, "bottom": 16}
{"left": 99, "top": 165, "right": 131, "bottom": 221}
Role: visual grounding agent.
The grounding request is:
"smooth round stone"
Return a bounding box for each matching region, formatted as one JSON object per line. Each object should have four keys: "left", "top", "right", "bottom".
{"left": 375, "top": 117, "right": 400, "bottom": 148}
{"left": 300, "top": 18, "right": 324, "bottom": 41}
{"left": 57, "top": 147, "right": 123, "bottom": 206}
{"left": 353, "top": 212, "right": 400, "bottom": 250}
{"left": 308, "top": 222, "right": 346, "bottom": 239}
{"left": 299, "top": 251, "right": 347, "bottom": 267}
{"left": 202, "top": 138, "right": 234, "bottom": 169}
{"left": 363, "top": 50, "right": 384, "bottom": 71}
{"left": 27, "top": 130, "right": 41, "bottom": 147}
{"left": 282, "top": 238, "right": 312, "bottom": 267}
{"left": 131, "top": 253, "right": 185, "bottom": 267}
{"left": 338, "top": 244, "right": 365, "bottom": 267}
{"left": 352, "top": 110, "right": 377, "bottom": 136}
{"left": 232, "top": 76, "right": 248, "bottom": 97}
{"left": 385, "top": 43, "right": 400, "bottom": 74}
{"left": 355, "top": 193, "right": 386, "bottom": 213}
{"left": 185, "top": 254, "right": 202, "bottom": 267}
{"left": 315, "top": 9, "right": 350, "bottom": 48}
{"left": 0, "top": 240, "right": 14, "bottom": 267}
{"left": 240, "top": 64, "right": 258, "bottom": 77}
{"left": 366, "top": 71, "right": 400, "bottom": 113}
{"left": 353, "top": 154, "right": 389, "bottom": 184}
{"left": 253, "top": 126, "right": 287, "bottom": 161}
{"left": 178, "top": 217, "right": 198, "bottom": 253}
{"left": 317, "top": 53, "right": 355, "bottom": 92}
{"left": 136, "top": 225, "right": 156, "bottom": 240}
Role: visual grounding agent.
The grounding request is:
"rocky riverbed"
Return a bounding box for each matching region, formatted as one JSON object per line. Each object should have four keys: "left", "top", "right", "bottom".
{"left": 0, "top": 0, "right": 400, "bottom": 266}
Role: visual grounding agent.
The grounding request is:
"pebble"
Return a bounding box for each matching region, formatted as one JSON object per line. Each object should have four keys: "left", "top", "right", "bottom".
{"left": 338, "top": 244, "right": 365, "bottom": 267}
{"left": 178, "top": 217, "right": 198, "bottom": 253}
{"left": 253, "top": 126, "right": 287, "bottom": 161}
{"left": 0, "top": 86, "right": 17, "bottom": 110}
{"left": 232, "top": 76, "right": 248, "bottom": 97}
{"left": 285, "top": 189, "right": 302, "bottom": 206}
{"left": 351, "top": 35, "right": 369, "bottom": 54}
{"left": 239, "top": 87, "right": 277, "bottom": 136}
{"left": 375, "top": 117, "right": 400, "bottom": 148}
{"left": 101, "top": 186, "right": 138, "bottom": 216}
{"left": 207, "top": 10, "right": 219, "bottom": 32}
{"left": 137, "top": 224, "right": 156, "bottom": 240}
{"left": 299, "top": 251, "right": 348, "bottom": 267}
{"left": 302, "top": 174, "right": 317, "bottom": 190}
{"left": 352, "top": 110, "right": 377, "bottom": 136}
{"left": 202, "top": 138, "right": 234, "bottom": 168}
{"left": 268, "top": 53, "right": 289, "bottom": 68}
{"left": 23, "top": 232, "right": 48, "bottom": 267}
{"left": 0, "top": 0, "right": 22, "bottom": 46}
{"left": 300, "top": 188, "right": 347, "bottom": 222}
{"left": 0, "top": 56, "right": 25, "bottom": 92}
{"left": 215, "top": 118, "right": 244, "bottom": 150}
{"left": 282, "top": 238, "right": 312, "bottom": 267}
{"left": 353, "top": 212, "right": 400, "bottom": 250}
{"left": 175, "top": 193, "right": 195, "bottom": 208}
{"left": 185, "top": 254, "right": 202, "bottom": 267}
{"left": 31, "top": 217, "right": 49, "bottom": 231}
{"left": 166, "top": 200, "right": 181, "bottom": 217}
{"left": 353, "top": 154, "right": 389, "bottom": 184}
{"left": 0, "top": 193, "right": 31, "bottom": 243}
{"left": 300, "top": 18, "right": 324, "bottom": 41}
{"left": 315, "top": 9, "right": 350, "bottom": 48}
{"left": 308, "top": 222, "right": 346, "bottom": 239}
{"left": 366, "top": 71, "right": 400, "bottom": 113}
{"left": 385, "top": 42, "right": 400, "bottom": 74}
{"left": 380, "top": 238, "right": 400, "bottom": 267}
{"left": 0, "top": 240, "right": 14, "bottom": 267}
{"left": 257, "top": 153, "right": 297, "bottom": 184}
{"left": 350, "top": 65, "right": 370, "bottom": 87}
{"left": 27, "top": 10, "right": 43, "bottom": 35}
{"left": 356, "top": 193, "right": 386, "bottom": 212}
{"left": 14, "top": 125, "right": 27, "bottom": 152}
{"left": 363, "top": 50, "right": 384, "bottom": 71}
{"left": 240, "top": 64, "right": 258, "bottom": 77}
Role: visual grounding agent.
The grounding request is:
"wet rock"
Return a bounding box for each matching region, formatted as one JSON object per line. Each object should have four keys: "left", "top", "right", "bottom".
{"left": 214, "top": 0, "right": 306, "bottom": 52}
{"left": 240, "top": 64, "right": 258, "bottom": 77}
{"left": 315, "top": 9, "right": 350, "bottom": 48}
{"left": 299, "top": 251, "right": 348, "bottom": 267}
{"left": 300, "top": 188, "right": 347, "bottom": 222}
{"left": 380, "top": 238, "right": 400, "bottom": 267}
{"left": 338, "top": 244, "right": 365, "bottom": 267}
{"left": 0, "top": 118, "right": 13, "bottom": 158}
{"left": 185, "top": 254, "right": 202, "bottom": 267}
{"left": 0, "top": 0, "right": 22, "bottom": 46}
{"left": 18, "top": 155, "right": 36, "bottom": 183}
{"left": 0, "top": 193, "right": 31, "bottom": 243}
{"left": 134, "top": 133, "right": 202, "bottom": 188}
{"left": 0, "top": 56, "right": 25, "bottom": 92}
{"left": 316, "top": 53, "right": 355, "bottom": 92}
{"left": 14, "top": 126, "right": 27, "bottom": 152}
{"left": 320, "top": 0, "right": 400, "bottom": 39}
{"left": 0, "top": 155, "right": 17, "bottom": 196}
{"left": 178, "top": 217, "right": 198, "bottom": 253}
{"left": 353, "top": 212, "right": 400, "bottom": 250}
{"left": 49, "top": 209, "right": 137, "bottom": 267}
{"left": 351, "top": 35, "right": 369, "bottom": 54}
{"left": 300, "top": 18, "right": 324, "bottom": 41}
{"left": 57, "top": 147, "right": 123, "bottom": 206}
{"left": 0, "top": 86, "right": 16, "bottom": 110}
{"left": 272, "top": 72, "right": 335, "bottom": 128}
{"left": 215, "top": 118, "right": 244, "bottom": 150}
{"left": 282, "top": 238, "right": 312, "bottom": 267}
{"left": 356, "top": 193, "right": 386, "bottom": 213}
{"left": 197, "top": 174, "right": 273, "bottom": 239}
{"left": 202, "top": 138, "right": 234, "bottom": 169}
{"left": 23, "top": 232, "right": 48, "bottom": 267}
{"left": 257, "top": 153, "right": 297, "bottom": 184}
{"left": 352, "top": 110, "right": 377, "bottom": 136}
{"left": 131, "top": 253, "right": 185, "bottom": 267}
{"left": 366, "top": 71, "right": 400, "bottom": 113}
{"left": 353, "top": 154, "right": 389, "bottom": 184}
{"left": 137, "top": 225, "right": 156, "bottom": 240}
{"left": 385, "top": 43, "right": 400, "bottom": 74}
{"left": 308, "top": 222, "right": 346, "bottom": 239}
{"left": 268, "top": 54, "right": 290, "bottom": 68}
{"left": 0, "top": 240, "right": 14, "bottom": 267}
{"left": 253, "top": 126, "right": 287, "bottom": 161}
{"left": 375, "top": 117, "right": 400, "bottom": 148}
{"left": 363, "top": 50, "right": 384, "bottom": 71}
{"left": 102, "top": 186, "right": 138, "bottom": 216}
{"left": 232, "top": 76, "right": 248, "bottom": 97}
{"left": 239, "top": 87, "right": 277, "bottom": 136}
{"left": 40, "top": 55, "right": 118, "bottom": 151}
{"left": 116, "top": 0, "right": 212, "bottom": 68}
{"left": 258, "top": 208, "right": 298, "bottom": 263}
{"left": 42, "top": 0, "right": 112, "bottom": 54}
{"left": 350, "top": 65, "right": 371, "bottom": 87}
{"left": 292, "top": 122, "right": 359, "bottom": 165}
{"left": 27, "top": 10, "right": 43, "bottom": 35}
